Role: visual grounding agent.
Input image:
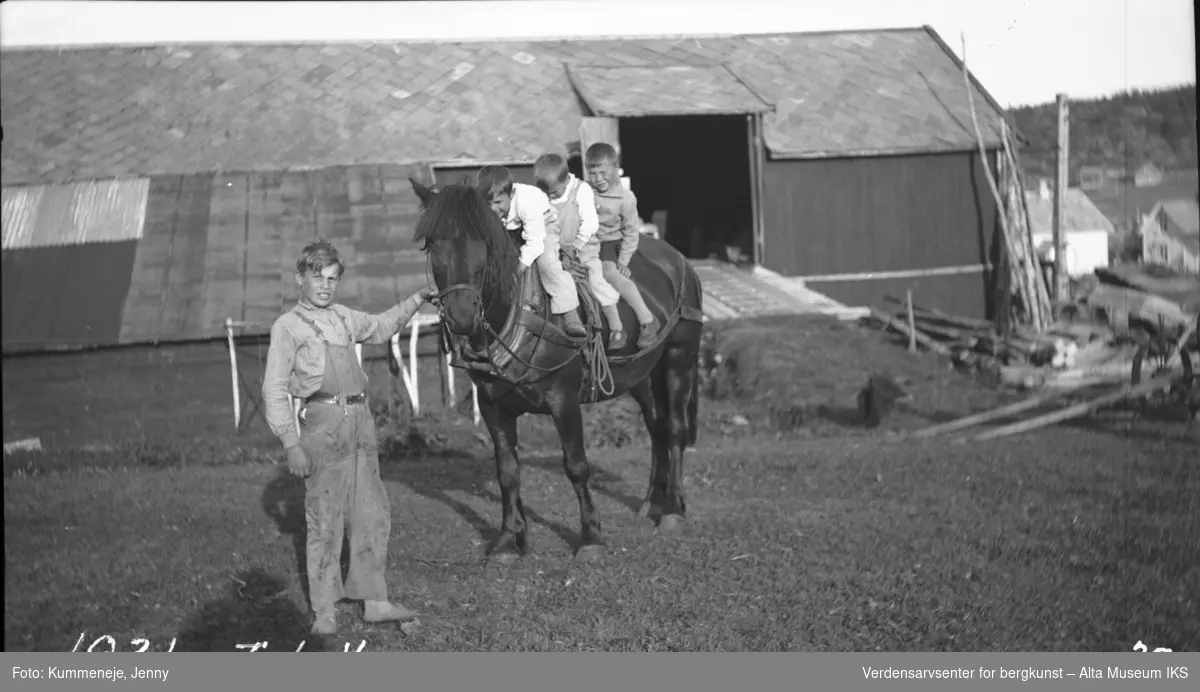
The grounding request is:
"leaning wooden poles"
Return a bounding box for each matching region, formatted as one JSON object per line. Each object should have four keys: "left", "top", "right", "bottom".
{"left": 907, "top": 373, "right": 1177, "bottom": 442}
{"left": 960, "top": 33, "right": 1053, "bottom": 334}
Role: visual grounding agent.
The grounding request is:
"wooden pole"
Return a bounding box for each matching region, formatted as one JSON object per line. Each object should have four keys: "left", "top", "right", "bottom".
{"left": 906, "top": 290, "right": 917, "bottom": 352}
{"left": 1053, "top": 93, "right": 1070, "bottom": 303}
{"left": 409, "top": 320, "right": 421, "bottom": 416}
{"left": 225, "top": 317, "right": 241, "bottom": 430}
{"left": 966, "top": 374, "right": 1175, "bottom": 442}
{"left": 869, "top": 307, "right": 952, "bottom": 355}
{"left": 908, "top": 391, "right": 1067, "bottom": 439}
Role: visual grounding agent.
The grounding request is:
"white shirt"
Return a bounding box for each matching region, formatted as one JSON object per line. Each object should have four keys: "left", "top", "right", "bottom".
{"left": 504, "top": 182, "right": 557, "bottom": 268}
{"left": 548, "top": 174, "right": 600, "bottom": 251}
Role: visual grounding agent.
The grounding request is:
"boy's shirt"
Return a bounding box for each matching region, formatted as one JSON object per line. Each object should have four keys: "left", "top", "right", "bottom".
{"left": 261, "top": 299, "right": 416, "bottom": 449}
{"left": 503, "top": 182, "right": 560, "bottom": 268}
{"left": 591, "top": 179, "right": 641, "bottom": 267}
{"left": 547, "top": 174, "right": 599, "bottom": 252}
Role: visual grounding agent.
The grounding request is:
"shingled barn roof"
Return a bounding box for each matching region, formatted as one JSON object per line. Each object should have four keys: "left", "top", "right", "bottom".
{"left": 1, "top": 26, "right": 1008, "bottom": 186}
{"left": 0, "top": 26, "right": 1012, "bottom": 352}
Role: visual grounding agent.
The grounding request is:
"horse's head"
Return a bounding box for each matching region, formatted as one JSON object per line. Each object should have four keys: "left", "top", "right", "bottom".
{"left": 410, "top": 177, "right": 518, "bottom": 337}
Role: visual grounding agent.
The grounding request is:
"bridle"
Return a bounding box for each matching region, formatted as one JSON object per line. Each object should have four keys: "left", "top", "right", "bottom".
{"left": 425, "top": 258, "right": 579, "bottom": 389}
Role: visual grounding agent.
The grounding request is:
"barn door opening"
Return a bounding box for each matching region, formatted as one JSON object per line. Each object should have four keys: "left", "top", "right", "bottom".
{"left": 619, "top": 115, "right": 756, "bottom": 263}
{"left": 566, "top": 63, "right": 771, "bottom": 265}
{"left": 577, "top": 115, "right": 758, "bottom": 263}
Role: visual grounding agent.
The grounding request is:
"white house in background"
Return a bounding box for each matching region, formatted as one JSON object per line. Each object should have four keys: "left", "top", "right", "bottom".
{"left": 1025, "top": 179, "right": 1115, "bottom": 277}
{"left": 1133, "top": 162, "right": 1164, "bottom": 188}
{"left": 1140, "top": 198, "right": 1200, "bottom": 274}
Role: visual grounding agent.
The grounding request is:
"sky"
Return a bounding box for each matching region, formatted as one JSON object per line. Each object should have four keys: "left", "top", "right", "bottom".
{"left": 0, "top": 0, "right": 1194, "bottom": 108}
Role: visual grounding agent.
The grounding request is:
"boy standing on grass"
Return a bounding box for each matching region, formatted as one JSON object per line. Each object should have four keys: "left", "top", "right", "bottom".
{"left": 261, "top": 238, "right": 430, "bottom": 636}
{"left": 583, "top": 143, "right": 660, "bottom": 350}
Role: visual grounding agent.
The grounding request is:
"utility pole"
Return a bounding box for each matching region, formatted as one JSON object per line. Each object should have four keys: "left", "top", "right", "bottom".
{"left": 1052, "top": 93, "right": 1070, "bottom": 303}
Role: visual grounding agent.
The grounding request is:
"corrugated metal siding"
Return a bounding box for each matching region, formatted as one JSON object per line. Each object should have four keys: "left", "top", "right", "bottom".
{"left": 760, "top": 151, "right": 1001, "bottom": 319}
{"left": 1, "top": 240, "right": 139, "bottom": 353}
{"left": 1, "top": 179, "right": 149, "bottom": 250}
{"left": 1, "top": 186, "right": 45, "bottom": 248}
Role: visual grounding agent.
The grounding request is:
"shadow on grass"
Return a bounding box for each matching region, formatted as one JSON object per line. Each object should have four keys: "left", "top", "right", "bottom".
{"left": 261, "top": 472, "right": 311, "bottom": 605}
{"left": 377, "top": 444, "right": 601, "bottom": 555}
{"left": 813, "top": 405, "right": 866, "bottom": 428}
{"left": 257, "top": 422, "right": 652, "bottom": 563}
{"left": 174, "top": 568, "right": 326, "bottom": 652}
{"left": 375, "top": 422, "right": 651, "bottom": 555}
{"left": 520, "top": 452, "right": 646, "bottom": 516}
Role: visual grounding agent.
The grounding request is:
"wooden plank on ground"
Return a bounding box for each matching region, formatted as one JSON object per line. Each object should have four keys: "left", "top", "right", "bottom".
{"left": 118, "top": 175, "right": 181, "bottom": 344}
{"left": 200, "top": 172, "right": 249, "bottom": 336}
{"left": 965, "top": 375, "right": 1177, "bottom": 443}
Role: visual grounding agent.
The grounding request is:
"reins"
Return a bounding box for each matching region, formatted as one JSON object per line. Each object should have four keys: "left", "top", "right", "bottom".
{"left": 426, "top": 260, "right": 581, "bottom": 389}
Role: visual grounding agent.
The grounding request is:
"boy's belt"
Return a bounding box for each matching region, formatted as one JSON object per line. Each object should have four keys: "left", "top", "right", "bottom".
{"left": 305, "top": 393, "right": 366, "bottom": 406}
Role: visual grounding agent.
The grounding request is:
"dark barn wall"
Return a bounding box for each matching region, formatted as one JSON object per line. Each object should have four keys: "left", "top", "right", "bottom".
{"left": 2, "top": 336, "right": 448, "bottom": 448}
{"left": 760, "top": 150, "right": 1002, "bottom": 319}
{"left": 1, "top": 239, "right": 140, "bottom": 354}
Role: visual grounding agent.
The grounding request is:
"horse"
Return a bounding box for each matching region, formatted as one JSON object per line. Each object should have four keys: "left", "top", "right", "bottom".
{"left": 409, "top": 178, "right": 705, "bottom": 563}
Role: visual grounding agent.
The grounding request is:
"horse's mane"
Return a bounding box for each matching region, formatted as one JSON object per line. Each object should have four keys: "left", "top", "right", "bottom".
{"left": 412, "top": 183, "right": 520, "bottom": 308}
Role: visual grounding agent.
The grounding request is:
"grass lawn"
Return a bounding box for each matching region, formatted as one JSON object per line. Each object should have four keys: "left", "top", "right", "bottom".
{"left": 4, "top": 315, "right": 1197, "bottom": 651}
{"left": 5, "top": 426, "right": 1195, "bottom": 652}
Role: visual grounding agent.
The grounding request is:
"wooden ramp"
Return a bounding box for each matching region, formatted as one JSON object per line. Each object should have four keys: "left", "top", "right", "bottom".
{"left": 689, "top": 259, "right": 865, "bottom": 321}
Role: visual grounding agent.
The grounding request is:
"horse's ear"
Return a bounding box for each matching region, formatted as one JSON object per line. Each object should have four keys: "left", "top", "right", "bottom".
{"left": 458, "top": 175, "right": 471, "bottom": 187}
{"left": 410, "top": 178, "right": 435, "bottom": 207}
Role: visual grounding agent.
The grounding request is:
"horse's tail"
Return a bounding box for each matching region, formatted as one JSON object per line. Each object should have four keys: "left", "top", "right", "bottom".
{"left": 686, "top": 359, "right": 699, "bottom": 448}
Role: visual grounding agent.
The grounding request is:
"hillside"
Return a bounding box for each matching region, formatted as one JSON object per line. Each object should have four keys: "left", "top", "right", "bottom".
{"left": 1010, "top": 85, "right": 1198, "bottom": 181}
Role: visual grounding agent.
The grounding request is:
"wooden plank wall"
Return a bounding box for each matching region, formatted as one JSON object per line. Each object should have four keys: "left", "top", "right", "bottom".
{"left": 110, "top": 163, "right": 436, "bottom": 344}
{"left": 245, "top": 172, "right": 286, "bottom": 329}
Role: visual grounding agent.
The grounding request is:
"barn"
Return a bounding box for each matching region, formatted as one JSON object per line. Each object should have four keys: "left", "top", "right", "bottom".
{"left": 1, "top": 25, "right": 1010, "bottom": 445}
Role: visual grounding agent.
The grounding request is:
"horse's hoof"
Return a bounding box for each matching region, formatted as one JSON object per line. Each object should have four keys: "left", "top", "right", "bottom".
{"left": 575, "top": 543, "right": 606, "bottom": 562}
{"left": 657, "top": 514, "right": 685, "bottom": 533}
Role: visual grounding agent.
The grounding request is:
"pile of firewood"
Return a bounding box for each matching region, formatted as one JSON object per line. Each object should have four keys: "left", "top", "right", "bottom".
{"left": 866, "top": 295, "right": 1061, "bottom": 371}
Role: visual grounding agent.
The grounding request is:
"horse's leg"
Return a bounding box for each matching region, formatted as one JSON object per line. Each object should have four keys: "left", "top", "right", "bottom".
{"left": 656, "top": 342, "right": 697, "bottom": 532}
{"left": 477, "top": 392, "right": 527, "bottom": 564}
{"left": 628, "top": 373, "right": 669, "bottom": 523}
{"left": 548, "top": 388, "right": 606, "bottom": 562}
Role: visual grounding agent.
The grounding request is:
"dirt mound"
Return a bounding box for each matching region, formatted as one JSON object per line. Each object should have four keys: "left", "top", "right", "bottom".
{"left": 703, "top": 314, "right": 1013, "bottom": 435}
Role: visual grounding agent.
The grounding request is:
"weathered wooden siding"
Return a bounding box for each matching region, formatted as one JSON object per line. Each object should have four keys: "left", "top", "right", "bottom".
{"left": 433, "top": 165, "right": 536, "bottom": 189}
{"left": 760, "top": 151, "right": 1002, "bottom": 319}
{"left": 2, "top": 163, "right": 437, "bottom": 352}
